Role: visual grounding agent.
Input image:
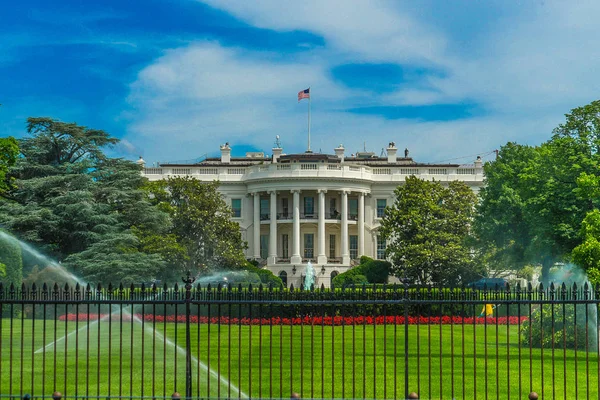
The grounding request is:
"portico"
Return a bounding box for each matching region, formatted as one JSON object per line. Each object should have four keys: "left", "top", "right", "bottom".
{"left": 251, "top": 188, "right": 367, "bottom": 268}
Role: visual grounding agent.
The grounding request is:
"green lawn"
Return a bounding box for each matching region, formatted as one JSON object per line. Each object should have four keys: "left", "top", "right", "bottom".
{"left": 1, "top": 316, "right": 598, "bottom": 399}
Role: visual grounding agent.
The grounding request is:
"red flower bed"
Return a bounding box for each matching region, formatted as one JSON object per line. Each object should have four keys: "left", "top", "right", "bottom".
{"left": 58, "top": 313, "right": 528, "bottom": 326}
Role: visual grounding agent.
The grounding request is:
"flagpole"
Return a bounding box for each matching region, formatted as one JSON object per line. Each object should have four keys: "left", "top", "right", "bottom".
{"left": 307, "top": 87, "right": 311, "bottom": 152}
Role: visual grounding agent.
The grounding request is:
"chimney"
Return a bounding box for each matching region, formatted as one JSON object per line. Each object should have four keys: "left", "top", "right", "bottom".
{"left": 386, "top": 142, "right": 397, "bottom": 163}
{"left": 220, "top": 142, "right": 231, "bottom": 163}
{"left": 135, "top": 156, "right": 146, "bottom": 168}
{"left": 334, "top": 144, "right": 345, "bottom": 162}
{"left": 475, "top": 155, "right": 483, "bottom": 169}
{"left": 272, "top": 147, "right": 283, "bottom": 163}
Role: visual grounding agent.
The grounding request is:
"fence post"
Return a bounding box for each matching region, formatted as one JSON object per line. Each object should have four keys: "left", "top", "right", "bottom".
{"left": 404, "top": 283, "right": 410, "bottom": 400}
{"left": 182, "top": 271, "right": 194, "bottom": 399}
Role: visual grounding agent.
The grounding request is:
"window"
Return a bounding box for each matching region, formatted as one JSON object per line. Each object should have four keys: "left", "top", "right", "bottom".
{"left": 304, "top": 196, "right": 314, "bottom": 217}
{"left": 376, "top": 235, "right": 386, "bottom": 260}
{"left": 260, "top": 235, "right": 269, "bottom": 259}
{"left": 329, "top": 234, "right": 336, "bottom": 259}
{"left": 304, "top": 233, "right": 314, "bottom": 258}
{"left": 376, "top": 199, "right": 387, "bottom": 218}
{"left": 349, "top": 235, "right": 358, "bottom": 260}
{"left": 329, "top": 198, "right": 337, "bottom": 218}
{"left": 260, "top": 198, "right": 270, "bottom": 220}
{"left": 349, "top": 198, "right": 358, "bottom": 220}
{"left": 279, "top": 271, "right": 288, "bottom": 287}
{"left": 331, "top": 271, "right": 339, "bottom": 281}
{"left": 281, "top": 234, "right": 289, "bottom": 258}
{"left": 231, "top": 198, "right": 242, "bottom": 218}
{"left": 281, "top": 198, "right": 289, "bottom": 218}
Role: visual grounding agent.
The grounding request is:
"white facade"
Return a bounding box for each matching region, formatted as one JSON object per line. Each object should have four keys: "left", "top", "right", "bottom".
{"left": 142, "top": 143, "right": 484, "bottom": 288}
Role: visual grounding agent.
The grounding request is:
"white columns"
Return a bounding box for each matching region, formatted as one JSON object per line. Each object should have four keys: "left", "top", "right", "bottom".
{"left": 253, "top": 192, "right": 260, "bottom": 259}
{"left": 358, "top": 192, "right": 365, "bottom": 257}
{"left": 341, "top": 190, "right": 350, "bottom": 265}
{"left": 268, "top": 190, "right": 277, "bottom": 265}
{"left": 291, "top": 190, "right": 302, "bottom": 264}
{"left": 317, "top": 189, "right": 327, "bottom": 265}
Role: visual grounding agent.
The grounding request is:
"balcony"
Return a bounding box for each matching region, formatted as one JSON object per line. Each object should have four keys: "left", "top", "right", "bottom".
{"left": 300, "top": 212, "right": 318, "bottom": 219}
{"left": 260, "top": 213, "right": 270, "bottom": 221}
{"left": 276, "top": 257, "right": 291, "bottom": 264}
{"left": 327, "top": 257, "right": 343, "bottom": 264}
{"left": 277, "top": 212, "right": 292, "bottom": 219}
{"left": 143, "top": 163, "right": 484, "bottom": 185}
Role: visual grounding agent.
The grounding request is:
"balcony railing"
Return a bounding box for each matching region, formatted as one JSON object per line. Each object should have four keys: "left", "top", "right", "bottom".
{"left": 277, "top": 212, "right": 292, "bottom": 219}
{"left": 300, "top": 212, "right": 318, "bottom": 219}
{"left": 260, "top": 213, "right": 270, "bottom": 221}
{"left": 327, "top": 257, "right": 343, "bottom": 264}
{"left": 276, "top": 257, "right": 291, "bottom": 264}
{"left": 143, "top": 163, "right": 484, "bottom": 183}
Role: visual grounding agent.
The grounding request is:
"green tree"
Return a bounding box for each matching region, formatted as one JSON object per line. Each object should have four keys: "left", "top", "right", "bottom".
{"left": 474, "top": 143, "right": 539, "bottom": 273}
{"left": 571, "top": 209, "right": 600, "bottom": 284}
{"left": 380, "top": 176, "right": 480, "bottom": 285}
{"left": 0, "top": 137, "right": 19, "bottom": 196}
{"left": 0, "top": 230, "right": 23, "bottom": 288}
{"left": 476, "top": 100, "right": 600, "bottom": 281}
{"left": 0, "top": 118, "right": 171, "bottom": 283}
{"left": 145, "top": 177, "right": 247, "bottom": 278}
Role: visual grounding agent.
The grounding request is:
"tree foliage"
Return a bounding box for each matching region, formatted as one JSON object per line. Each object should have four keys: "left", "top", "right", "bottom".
{"left": 0, "top": 137, "right": 19, "bottom": 195}
{"left": 0, "top": 230, "right": 23, "bottom": 287}
{"left": 380, "top": 177, "right": 480, "bottom": 285}
{"left": 0, "top": 117, "right": 170, "bottom": 283}
{"left": 476, "top": 100, "right": 600, "bottom": 280}
{"left": 144, "top": 177, "right": 247, "bottom": 278}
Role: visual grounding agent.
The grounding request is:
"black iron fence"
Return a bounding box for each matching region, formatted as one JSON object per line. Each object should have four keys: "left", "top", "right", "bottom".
{"left": 0, "top": 278, "right": 599, "bottom": 399}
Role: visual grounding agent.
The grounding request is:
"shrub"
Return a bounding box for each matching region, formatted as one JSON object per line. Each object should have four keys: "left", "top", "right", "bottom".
{"left": 242, "top": 262, "right": 284, "bottom": 289}
{"left": 332, "top": 257, "right": 391, "bottom": 287}
{"left": 520, "top": 303, "right": 597, "bottom": 351}
{"left": 332, "top": 268, "right": 368, "bottom": 288}
{"left": 361, "top": 259, "right": 391, "bottom": 283}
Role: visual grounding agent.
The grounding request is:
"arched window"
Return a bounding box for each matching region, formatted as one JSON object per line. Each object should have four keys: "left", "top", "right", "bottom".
{"left": 279, "top": 271, "right": 288, "bottom": 287}
{"left": 331, "top": 271, "right": 339, "bottom": 280}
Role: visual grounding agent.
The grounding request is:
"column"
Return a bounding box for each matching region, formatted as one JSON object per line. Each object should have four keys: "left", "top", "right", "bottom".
{"left": 317, "top": 189, "right": 327, "bottom": 265}
{"left": 358, "top": 192, "right": 365, "bottom": 257}
{"left": 341, "top": 190, "right": 350, "bottom": 265}
{"left": 253, "top": 192, "right": 260, "bottom": 259}
{"left": 268, "top": 190, "right": 277, "bottom": 265}
{"left": 291, "top": 190, "right": 302, "bottom": 264}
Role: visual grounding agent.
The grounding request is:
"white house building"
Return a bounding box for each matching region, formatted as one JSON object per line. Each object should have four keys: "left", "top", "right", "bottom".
{"left": 141, "top": 141, "right": 484, "bottom": 288}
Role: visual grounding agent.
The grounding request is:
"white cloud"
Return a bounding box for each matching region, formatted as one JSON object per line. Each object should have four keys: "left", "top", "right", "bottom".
{"left": 124, "top": 1, "right": 600, "bottom": 165}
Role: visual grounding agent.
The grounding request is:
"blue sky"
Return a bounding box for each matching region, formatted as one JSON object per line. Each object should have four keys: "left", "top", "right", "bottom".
{"left": 1, "top": 0, "right": 600, "bottom": 165}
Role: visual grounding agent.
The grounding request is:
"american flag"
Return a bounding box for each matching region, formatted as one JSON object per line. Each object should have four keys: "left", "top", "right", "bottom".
{"left": 298, "top": 88, "right": 310, "bottom": 102}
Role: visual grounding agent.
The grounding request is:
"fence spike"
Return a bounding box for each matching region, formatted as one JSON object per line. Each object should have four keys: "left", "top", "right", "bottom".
{"left": 289, "top": 283, "right": 294, "bottom": 291}
{"left": 174, "top": 282, "right": 179, "bottom": 292}
{"left": 64, "top": 282, "right": 70, "bottom": 292}
{"left": 321, "top": 283, "right": 325, "bottom": 291}
{"left": 108, "top": 282, "right": 113, "bottom": 292}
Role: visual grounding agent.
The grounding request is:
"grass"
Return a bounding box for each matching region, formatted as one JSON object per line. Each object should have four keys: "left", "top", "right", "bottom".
{"left": 1, "top": 315, "right": 599, "bottom": 399}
